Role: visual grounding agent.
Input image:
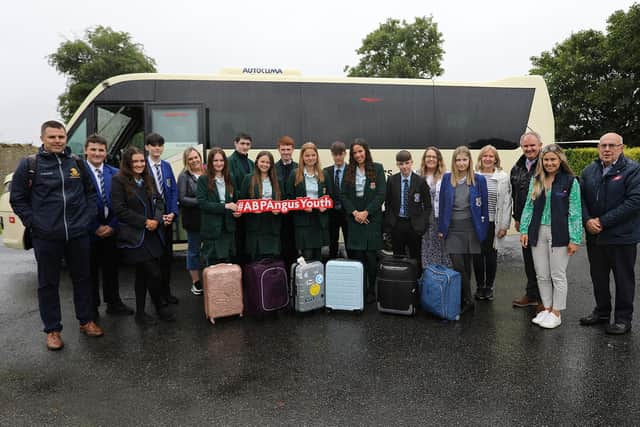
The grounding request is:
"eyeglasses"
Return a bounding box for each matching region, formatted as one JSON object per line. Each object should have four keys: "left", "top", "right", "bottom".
{"left": 598, "top": 144, "right": 622, "bottom": 149}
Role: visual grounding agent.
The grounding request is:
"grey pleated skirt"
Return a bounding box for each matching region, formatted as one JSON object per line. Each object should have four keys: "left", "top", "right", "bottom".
{"left": 445, "top": 217, "right": 481, "bottom": 254}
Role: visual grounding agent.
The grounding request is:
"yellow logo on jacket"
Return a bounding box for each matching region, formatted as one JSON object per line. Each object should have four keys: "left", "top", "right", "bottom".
{"left": 69, "top": 168, "right": 80, "bottom": 178}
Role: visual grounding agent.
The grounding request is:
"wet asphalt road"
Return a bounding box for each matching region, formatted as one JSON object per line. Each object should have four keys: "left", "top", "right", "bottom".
{"left": 1, "top": 237, "right": 640, "bottom": 426}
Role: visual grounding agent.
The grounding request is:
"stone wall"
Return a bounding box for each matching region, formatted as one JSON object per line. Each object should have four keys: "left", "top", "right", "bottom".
{"left": 0, "top": 144, "right": 38, "bottom": 183}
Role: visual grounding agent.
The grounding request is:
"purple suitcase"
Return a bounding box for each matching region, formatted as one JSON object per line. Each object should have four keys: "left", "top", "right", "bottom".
{"left": 242, "top": 258, "right": 289, "bottom": 315}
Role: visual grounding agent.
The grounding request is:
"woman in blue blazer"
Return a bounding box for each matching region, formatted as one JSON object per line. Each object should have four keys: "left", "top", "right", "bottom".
{"left": 438, "top": 146, "right": 489, "bottom": 314}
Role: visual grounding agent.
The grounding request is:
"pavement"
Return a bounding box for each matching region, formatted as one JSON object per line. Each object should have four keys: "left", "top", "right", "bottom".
{"left": 1, "top": 237, "right": 640, "bottom": 426}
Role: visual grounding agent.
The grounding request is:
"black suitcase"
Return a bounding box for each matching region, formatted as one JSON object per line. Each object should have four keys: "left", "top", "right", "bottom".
{"left": 375, "top": 256, "right": 419, "bottom": 315}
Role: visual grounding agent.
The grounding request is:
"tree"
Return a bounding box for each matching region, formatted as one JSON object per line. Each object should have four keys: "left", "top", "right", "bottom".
{"left": 48, "top": 26, "right": 156, "bottom": 121}
{"left": 530, "top": 4, "right": 640, "bottom": 145}
{"left": 344, "top": 16, "right": 444, "bottom": 79}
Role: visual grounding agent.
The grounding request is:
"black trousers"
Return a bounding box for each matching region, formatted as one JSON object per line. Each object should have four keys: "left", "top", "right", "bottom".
{"left": 391, "top": 218, "right": 422, "bottom": 266}
{"left": 587, "top": 241, "right": 637, "bottom": 325}
{"left": 301, "top": 248, "right": 322, "bottom": 262}
{"left": 134, "top": 258, "right": 164, "bottom": 313}
{"left": 522, "top": 244, "right": 540, "bottom": 300}
{"left": 328, "top": 209, "right": 349, "bottom": 259}
{"left": 450, "top": 253, "right": 472, "bottom": 304}
{"left": 473, "top": 222, "right": 497, "bottom": 289}
{"left": 32, "top": 235, "right": 93, "bottom": 333}
{"left": 234, "top": 217, "right": 249, "bottom": 264}
{"left": 350, "top": 249, "right": 377, "bottom": 296}
{"left": 160, "top": 225, "right": 174, "bottom": 299}
{"left": 89, "top": 235, "right": 121, "bottom": 309}
{"left": 281, "top": 215, "right": 298, "bottom": 268}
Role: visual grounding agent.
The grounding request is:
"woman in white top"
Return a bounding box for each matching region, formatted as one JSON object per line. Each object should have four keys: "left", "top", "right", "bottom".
{"left": 420, "top": 146, "right": 450, "bottom": 267}
{"left": 472, "top": 145, "right": 512, "bottom": 301}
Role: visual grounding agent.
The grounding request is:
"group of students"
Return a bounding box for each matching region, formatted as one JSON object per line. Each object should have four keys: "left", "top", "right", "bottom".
{"left": 172, "top": 135, "right": 513, "bottom": 312}
{"left": 12, "top": 120, "right": 640, "bottom": 351}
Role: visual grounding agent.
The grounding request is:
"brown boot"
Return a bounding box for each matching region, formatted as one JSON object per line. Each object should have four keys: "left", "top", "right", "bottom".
{"left": 512, "top": 295, "right": 540, "bottom": 308}
{"left": 46, "top": 331, "right": 64, "bottom": 351}
{"left": 79, "top": 321, "right": 104, "bottom": 337}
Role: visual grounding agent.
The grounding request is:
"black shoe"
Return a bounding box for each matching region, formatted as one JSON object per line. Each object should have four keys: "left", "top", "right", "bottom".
{"left": 157, "top": 307, "right": 176, "bottom": 322}
{"left": 579, "top": 312, "right": 610, "bottom": 326}
{"left": 475, "top": 288, "right": 486, "bottom": 301}
{"left": 485, "top": 287, "right": 494, "bottom": 301}
{"left": 460, "top": 300, "right": 475, "bottom": 314}
{"left": 365, "top": 293, "right": 376, "bottom": 305}
{"left": 106, "top": 301, "right": 135, "bottom": 316}
{"left": 135, "top": 312, "right": 157, "bottom": 325}
{"left": 605, "top": 322, "right": 631, "bottom": 335}
{"left": 166, "top": 295, "right": 179, "bottom": 305}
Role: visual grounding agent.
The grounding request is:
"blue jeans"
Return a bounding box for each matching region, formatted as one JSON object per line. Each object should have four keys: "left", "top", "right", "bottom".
{"left": 186, "top": 231, "right": 202, "bottom": 271}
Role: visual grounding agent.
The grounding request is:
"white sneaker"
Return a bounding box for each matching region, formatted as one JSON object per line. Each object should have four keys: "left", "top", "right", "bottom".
{"left": 532, "top": 310, "right": 549, "bottom": 325}
{"left": 539, "top": 312, "right": 562, "bottom": 329}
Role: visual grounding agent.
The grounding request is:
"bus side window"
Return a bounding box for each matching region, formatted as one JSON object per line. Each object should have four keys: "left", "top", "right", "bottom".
{"left": 66, "top": 118, "right": 87, "bottom": 155}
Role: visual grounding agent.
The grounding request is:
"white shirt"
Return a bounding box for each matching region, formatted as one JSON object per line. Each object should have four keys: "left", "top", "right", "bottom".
{"left": 355, "top": 167, "right": 366, "bottom": 197}
{"left": 148, "top": 156, "right": 164, "bottom": 195}
{"left": 304, "top": 170, "right": 319, "bottom": 199}
{"left": 89, "top": 162, "right": 109, "bottom": 218}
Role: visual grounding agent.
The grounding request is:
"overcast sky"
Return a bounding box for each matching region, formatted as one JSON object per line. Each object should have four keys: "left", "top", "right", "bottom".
{"left": 1, "top": 0, "right": 636, "bottom": 143}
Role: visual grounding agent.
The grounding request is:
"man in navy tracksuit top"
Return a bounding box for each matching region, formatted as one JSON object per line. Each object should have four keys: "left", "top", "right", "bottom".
{"left": 579, "top": 132, "right": 640, "bottom": 335}
{"left": 10, "top": 121, "right": 104, "bottom": 351}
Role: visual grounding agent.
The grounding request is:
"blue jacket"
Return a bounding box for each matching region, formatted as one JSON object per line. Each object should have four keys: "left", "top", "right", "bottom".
{"left": 147, "top": 158, "right": 178, "bottom": 217}
{"left": 580, "top": 154, "right": 640, "bottom": 245}
{"left": 10, "top": 146, "right": 97, "bottom": 241}
{"left": 86, "top": 161, "right": 119, "bottom": 232}
{"left": 438, "top": 173, "right": 489, "bottom": 242}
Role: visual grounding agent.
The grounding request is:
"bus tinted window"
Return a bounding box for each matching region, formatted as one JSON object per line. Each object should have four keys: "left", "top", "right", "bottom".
{"left": 208, "top": 82, "right": 302, "bottom": 148}
{"left": 434, "top": 86, "right": 535, "bottom": 149}
{"left": 301, "top": 83, "right": 435, "bottom": 149}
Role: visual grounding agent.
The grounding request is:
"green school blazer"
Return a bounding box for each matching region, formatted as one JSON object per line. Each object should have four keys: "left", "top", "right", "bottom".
{"left": 286, "top": 170, "right": 329, "bottom": 250}
{"left": 196, "top": 175, "right": 237, "bottom": 262}
{"left": 228, "top": 151, "right": 254, "bottom": 194}
{"left": 340, "top": 162, "right": 386, "bottom": 251}
{"left": 239, "top": 175, "right": 282, "bottom": 258}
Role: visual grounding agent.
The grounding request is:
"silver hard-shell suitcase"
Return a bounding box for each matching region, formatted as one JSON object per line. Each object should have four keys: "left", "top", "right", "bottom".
{"left": 289, "top": 259, "right": 325, "bottom": 312}
{"left": 325, "top": 259, "right": 364, "bottom": 312}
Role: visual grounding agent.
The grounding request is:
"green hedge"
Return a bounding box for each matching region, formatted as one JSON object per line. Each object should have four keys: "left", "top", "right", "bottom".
{"left": 564, "top": 148, "right": 640, "bottom": 176}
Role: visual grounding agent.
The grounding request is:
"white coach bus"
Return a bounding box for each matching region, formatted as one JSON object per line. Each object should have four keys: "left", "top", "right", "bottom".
{"left": 0, "top": 70, "right": 553, "bottom": 249}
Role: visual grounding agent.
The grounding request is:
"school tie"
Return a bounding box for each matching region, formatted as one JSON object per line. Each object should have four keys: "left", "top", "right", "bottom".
{"left": 334, "top": 168, "right": 342, "bottom": 209}
{"left": 96, "top": 168, "right": 109, "bottom": 218}
{"left": 401, "top": 178, "right": 409, "bottom": 217}
{"left": 154, "top": 163, "right": 164, "bottom": 198}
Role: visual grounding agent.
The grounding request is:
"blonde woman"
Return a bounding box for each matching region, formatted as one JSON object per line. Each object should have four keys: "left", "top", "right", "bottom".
{"left": 438, "top": 146, "right": 489, "bottom": 314}
{"left": 520, "top": 144, "right": 582, "bottom": 329}
{"left": 472, "top": 145, "right": 512, "bottom": 301}
{"left": 177, "top": 147, "right": 205, "bottom": 295}
{"left": 287, "top": 142, "right": 329, "bottom": 261}
{"left": 420, "top": 146, "right": 450, "bottom": 267}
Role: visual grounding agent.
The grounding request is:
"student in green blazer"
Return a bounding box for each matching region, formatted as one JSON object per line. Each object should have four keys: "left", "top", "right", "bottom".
{"left": 197, "top": 147, "right": 240, "bottom": 266}
{"left": 228, "top": 133, "right": 254, "bottom": 263}
{"left": 340, "top": 138, "right": 386, "bottom": 303}
{"left": 240, "top": 151, "right": 283, "bottom": 261}
{"left": 286, "top": 142, "right": 329, "bottom": 261}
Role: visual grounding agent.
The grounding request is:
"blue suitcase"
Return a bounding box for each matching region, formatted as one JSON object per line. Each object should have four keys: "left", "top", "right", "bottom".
{"left": 325, "top": 259, "right": 364, "bottom": 312}
{"left": 421, "top": 264, "right": 461, "bottom": 321}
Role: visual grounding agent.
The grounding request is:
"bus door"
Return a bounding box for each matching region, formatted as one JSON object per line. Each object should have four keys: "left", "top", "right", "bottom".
{"left": 145, "top": 104, "right": 206, "bottom": 242}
